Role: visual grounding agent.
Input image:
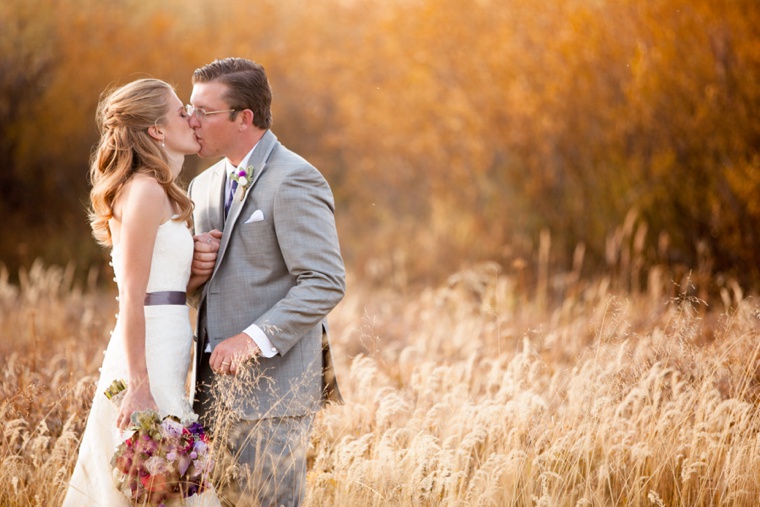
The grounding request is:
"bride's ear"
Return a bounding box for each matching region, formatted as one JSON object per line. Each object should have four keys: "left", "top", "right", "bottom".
{"left": 148, "top": 125, "right": 164, "bottom": 143}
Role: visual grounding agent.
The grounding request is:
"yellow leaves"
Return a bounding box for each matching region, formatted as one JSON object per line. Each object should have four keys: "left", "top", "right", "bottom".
{"left": 4, "top": 0, "right": 760, "bottom": 286}
{"left": 725, "top": 158, "right": 760, "bottom": 216}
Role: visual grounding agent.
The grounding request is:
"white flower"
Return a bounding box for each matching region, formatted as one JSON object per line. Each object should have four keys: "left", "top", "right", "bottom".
{"left": 181, "top": 411, "right": 199, "bottom": 425}
{"left": 230, "top": 165, "right": 254, "bottom": 201}
{"left": 145, "top": 455, "right": 170, "bottom": 475}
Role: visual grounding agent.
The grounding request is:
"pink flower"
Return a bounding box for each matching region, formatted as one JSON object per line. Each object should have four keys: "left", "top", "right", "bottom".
{"left": 144, "top": 456, "right": 170, "bottom": 476}
{"left": 160, "top": 418, "right": 184, "bottom": 438}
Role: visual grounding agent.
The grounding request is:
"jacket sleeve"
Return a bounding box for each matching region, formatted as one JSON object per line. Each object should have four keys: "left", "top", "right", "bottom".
{"left": 253, "top": 165, "right": 346, "bottom": 354}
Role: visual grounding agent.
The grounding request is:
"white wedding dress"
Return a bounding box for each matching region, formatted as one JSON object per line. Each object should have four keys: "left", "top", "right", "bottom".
{"left": 63, "top": 218, "right": 220, "bottom": 507}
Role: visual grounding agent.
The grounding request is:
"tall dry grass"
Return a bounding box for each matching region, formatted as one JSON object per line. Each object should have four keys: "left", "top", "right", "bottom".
{"left": 2, "top": 259, "right": 759, "bottom": 506}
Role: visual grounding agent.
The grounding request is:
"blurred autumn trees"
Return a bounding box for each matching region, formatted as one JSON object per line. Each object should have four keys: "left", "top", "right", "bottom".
{"left": 2, "top": 0, "right": 759, "bottom": 293}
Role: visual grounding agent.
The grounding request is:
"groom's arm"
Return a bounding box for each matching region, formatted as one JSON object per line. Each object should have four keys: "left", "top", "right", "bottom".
{"left": 208, "top": 162, "right": 345, "bottom": 375}
{"left": 254, "top": 164, "right": 346, "bottom": 354}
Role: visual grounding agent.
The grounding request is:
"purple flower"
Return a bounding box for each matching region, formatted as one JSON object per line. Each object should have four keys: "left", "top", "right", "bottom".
{"left": 178, "top": 454, "right": 192, "bottom": 476}
{"left": 187, "top": 422, "right": 205, "bottom": 436}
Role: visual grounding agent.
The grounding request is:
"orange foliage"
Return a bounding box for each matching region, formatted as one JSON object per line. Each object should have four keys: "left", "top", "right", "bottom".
{"left": 1, "top": 0, "right": 759, "bottom": 292}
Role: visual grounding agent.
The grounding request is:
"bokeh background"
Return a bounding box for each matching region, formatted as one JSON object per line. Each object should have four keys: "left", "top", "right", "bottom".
{"left": 4, "top": 3, "right": 760, "bottom": 505}
{"left": 2, "top": 0, "right": 759, "bottom": 295}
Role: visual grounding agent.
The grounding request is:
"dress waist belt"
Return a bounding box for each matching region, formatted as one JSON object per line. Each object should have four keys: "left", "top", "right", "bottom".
{"left": 144, "top": 291, "right": 186, "bottom": 306}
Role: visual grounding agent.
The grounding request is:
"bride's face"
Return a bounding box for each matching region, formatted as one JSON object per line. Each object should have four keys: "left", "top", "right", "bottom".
{"left": 161, "top": 91, "right": 201, "bottom": 156}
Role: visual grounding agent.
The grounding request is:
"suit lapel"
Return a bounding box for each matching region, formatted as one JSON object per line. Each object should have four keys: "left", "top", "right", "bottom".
{"left": 196, "top": 161, "right": 226, "bottom": 316}
{"left": 206, "top": 162, "right": 226, "bottom": 232}
{"left": 213, "top": 131, "right": 279, "bottom": 278}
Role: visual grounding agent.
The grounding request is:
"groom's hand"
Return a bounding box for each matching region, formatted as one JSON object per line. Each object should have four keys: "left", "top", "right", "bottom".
{"left": 210, "top": 333, "right": 261, "bottom": 375}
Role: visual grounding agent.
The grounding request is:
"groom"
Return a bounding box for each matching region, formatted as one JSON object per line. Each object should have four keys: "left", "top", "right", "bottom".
{"left": 187, "top": 57, "right": 345, "bottom": 507}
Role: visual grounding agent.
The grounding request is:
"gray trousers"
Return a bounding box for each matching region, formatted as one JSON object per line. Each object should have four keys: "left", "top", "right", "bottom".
{"left": 225, "top": 415, "right": 314, "bottom": 507}
{"left": 195, "top": 352, "right": 314, "bottom": 507}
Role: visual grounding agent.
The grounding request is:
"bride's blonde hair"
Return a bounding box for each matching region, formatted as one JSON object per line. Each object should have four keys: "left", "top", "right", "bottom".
{"left": 89, "top": 78, "right": 193, "bottom": 247}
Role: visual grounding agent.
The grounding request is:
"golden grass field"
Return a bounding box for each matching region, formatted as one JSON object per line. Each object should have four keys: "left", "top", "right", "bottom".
{"left": 2, "top": 260, "right": 760, "bottom": 506}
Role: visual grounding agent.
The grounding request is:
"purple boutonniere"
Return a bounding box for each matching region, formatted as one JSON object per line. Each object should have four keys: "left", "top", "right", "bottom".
{"left": 230, "top": 165, "right": 254, "bottom": 200}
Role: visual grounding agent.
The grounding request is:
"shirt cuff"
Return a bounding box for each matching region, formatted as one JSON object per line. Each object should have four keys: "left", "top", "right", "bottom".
{"left": 243, "top": 324, "right": 279, "bottom": 358}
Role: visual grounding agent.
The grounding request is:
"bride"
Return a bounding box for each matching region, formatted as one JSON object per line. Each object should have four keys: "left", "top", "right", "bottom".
{"left": 63, "top": 79, "right": 221, "bottom": 506}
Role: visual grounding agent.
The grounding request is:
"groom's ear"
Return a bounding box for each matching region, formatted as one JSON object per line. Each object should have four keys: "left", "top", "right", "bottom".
{"left": 239, "top": 109, "right": 255, "bottom": 128}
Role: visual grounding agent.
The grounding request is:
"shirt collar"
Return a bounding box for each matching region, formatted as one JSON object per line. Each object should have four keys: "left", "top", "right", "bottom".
{"left": 225, "top": 142, "right": 259, "bottom": 178}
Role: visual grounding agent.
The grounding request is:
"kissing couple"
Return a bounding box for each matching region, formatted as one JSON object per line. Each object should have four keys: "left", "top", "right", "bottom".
{"left": 63, "top": 57, "right": 345, "bottom": 507}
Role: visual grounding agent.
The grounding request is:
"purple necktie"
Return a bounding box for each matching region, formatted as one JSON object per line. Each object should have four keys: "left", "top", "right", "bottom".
{"left": 224, "top": 179, "right": 238, "bottom": 217}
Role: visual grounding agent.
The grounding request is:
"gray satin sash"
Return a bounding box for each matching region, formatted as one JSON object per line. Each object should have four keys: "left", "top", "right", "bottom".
{"left": 144, "top": 291, "right": 186, "bottom": 306}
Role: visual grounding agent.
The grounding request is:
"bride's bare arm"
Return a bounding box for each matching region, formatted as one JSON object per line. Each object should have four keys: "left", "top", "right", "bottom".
{"left": 111, "top": 174, "right": 172, "bottom": 430}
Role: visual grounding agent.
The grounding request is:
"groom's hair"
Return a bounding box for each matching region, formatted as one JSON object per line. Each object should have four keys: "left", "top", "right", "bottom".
{"left": 193, "top": 57, "right": 273, "bottom": 130}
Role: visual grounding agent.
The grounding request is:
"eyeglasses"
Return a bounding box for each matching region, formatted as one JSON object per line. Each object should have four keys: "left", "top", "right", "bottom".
{"left": 185, "top": 104, "right": 236, "bottom": 121}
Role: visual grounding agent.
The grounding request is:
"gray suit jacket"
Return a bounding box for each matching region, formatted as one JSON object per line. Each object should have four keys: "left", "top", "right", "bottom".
{"left": 189, "top": 130, "right": 345, "bottom": 420}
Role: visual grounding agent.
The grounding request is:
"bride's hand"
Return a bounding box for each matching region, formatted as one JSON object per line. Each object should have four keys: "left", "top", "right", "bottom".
{"left": 188, "top": 229, "right": 223, "bottom": 294}
{"left": 116, "top": 382, "right": 158, "bottom": 431}
{"left": 191, "top": 230, "right": 222, "bottom": 276}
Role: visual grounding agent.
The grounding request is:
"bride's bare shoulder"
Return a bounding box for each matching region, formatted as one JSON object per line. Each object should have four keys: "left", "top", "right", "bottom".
{"left": 113, "top": 173, "right": 167, "bottom": 220}
{"left": 124, "top": 172, "right": 163, "bottom": 192}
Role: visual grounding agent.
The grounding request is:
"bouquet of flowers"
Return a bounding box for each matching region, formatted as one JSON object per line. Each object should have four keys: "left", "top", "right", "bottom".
{"left": 104, "top": 379, "right": 215, "bottom": 506}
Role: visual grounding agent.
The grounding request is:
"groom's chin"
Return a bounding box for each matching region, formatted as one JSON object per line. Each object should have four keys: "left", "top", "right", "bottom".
{"left": 195, "top": 148, "right": 212, "bottom": 159}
